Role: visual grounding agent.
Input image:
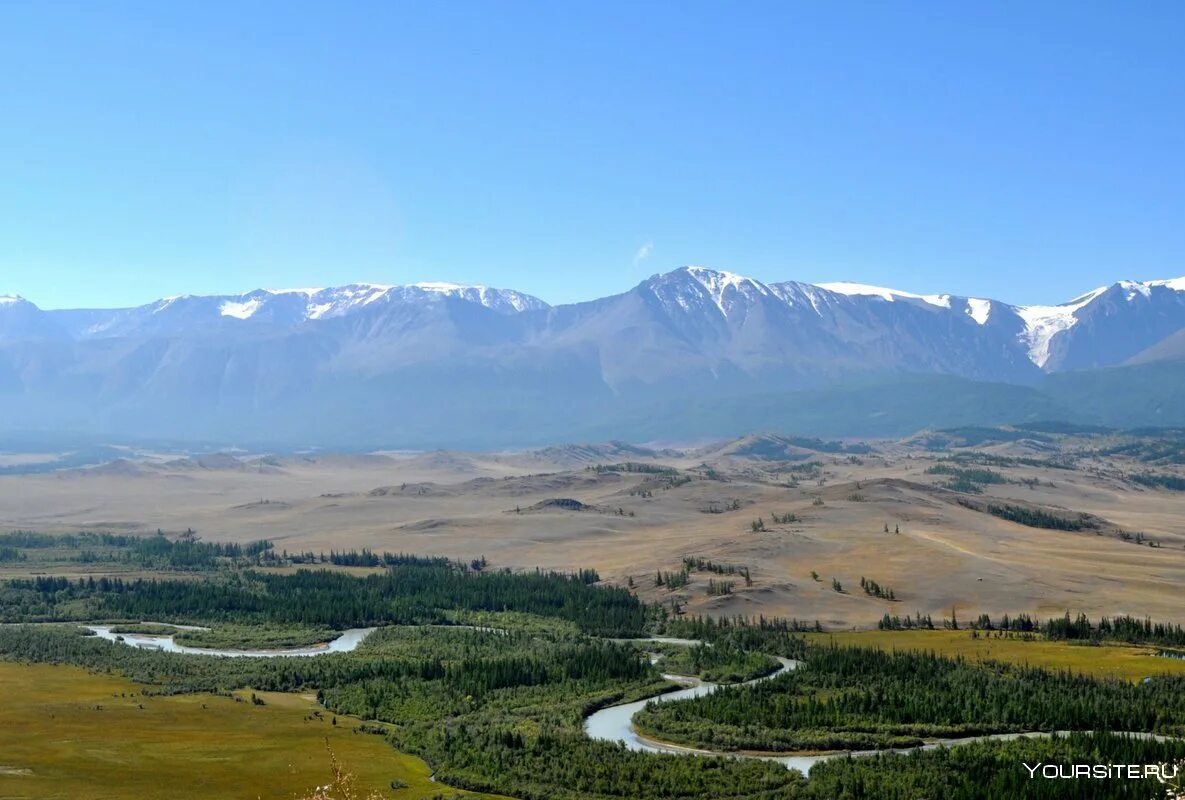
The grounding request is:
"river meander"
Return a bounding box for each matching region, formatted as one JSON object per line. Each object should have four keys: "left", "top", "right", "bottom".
{"left": 583, "top": 638, "right": 1175, "bottom": 775}
{"left": 84, "top": 625, "right": 1175, "bottom": 773}
{"left": 84, "top": 624, "right": 376, "bottom": 657}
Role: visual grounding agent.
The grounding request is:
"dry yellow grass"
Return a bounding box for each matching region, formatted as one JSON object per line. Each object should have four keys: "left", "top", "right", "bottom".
{"left": 1, "top": 448, "right": 1182, "bottom": 629}
{"left": 804, "top": 629, "right": 1185, "bottom": 683}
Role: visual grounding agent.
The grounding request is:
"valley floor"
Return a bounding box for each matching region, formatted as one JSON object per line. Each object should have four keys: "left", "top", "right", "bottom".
{"left": 1, "top": 437, "right": 1182, "bottom": 630}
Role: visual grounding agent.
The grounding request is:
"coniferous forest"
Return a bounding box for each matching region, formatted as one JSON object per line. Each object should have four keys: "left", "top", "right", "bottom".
{"left": 634, "top": 643, "right": 1185, "bottom": 751}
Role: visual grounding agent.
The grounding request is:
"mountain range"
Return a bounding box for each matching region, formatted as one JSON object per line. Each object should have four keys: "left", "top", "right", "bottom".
{"left": 2, "top": 267, "right": 1185, "bottom": 448}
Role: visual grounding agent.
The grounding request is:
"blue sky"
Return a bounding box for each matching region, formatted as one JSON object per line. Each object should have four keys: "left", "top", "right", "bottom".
{"left": 2, "top": 1, "right": 1183, "bottom": 309}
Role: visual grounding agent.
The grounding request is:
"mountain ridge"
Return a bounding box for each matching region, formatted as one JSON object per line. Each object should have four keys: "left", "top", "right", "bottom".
{"left": 6, "top": 266, "right": 1183, "bottom": 373}
{"left": 1, "top": 266, "right": 1184, "bottom": 447}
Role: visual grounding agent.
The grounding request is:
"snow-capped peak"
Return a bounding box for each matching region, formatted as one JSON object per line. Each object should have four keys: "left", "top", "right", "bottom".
{"left": 1118, "top": 280, "right": 1152, "bottom": 299}
{"left": 683, "top": 266, "right": 758, "bottom": 290}
{"left": 676, "top": 266, "right": 770, "bottom": 315}
{"left": 0, "top": 294, "right": 27, "bottom": 305}
{"left": 1013, "top": 277, "right": 1185, "bottom": 368}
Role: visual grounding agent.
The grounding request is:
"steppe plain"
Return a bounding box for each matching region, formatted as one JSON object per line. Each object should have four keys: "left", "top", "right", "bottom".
{"left": 2, "top": 429, "right": 1181, "bottom": 630}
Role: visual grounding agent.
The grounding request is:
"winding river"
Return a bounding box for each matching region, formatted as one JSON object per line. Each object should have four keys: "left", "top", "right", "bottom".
{"left": 583, "top": 651, "right": 837, "bottom": 772}
{"left": 81, "top": 624, "right": 1175, "bottom": 773}
{"left": 584, "top": 638, "right": 1175, "bottom": 775}
{"left": 84, "top": 624, "right": 376, "bottom": 657}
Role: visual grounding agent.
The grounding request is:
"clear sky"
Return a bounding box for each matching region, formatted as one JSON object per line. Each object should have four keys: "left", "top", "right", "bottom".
{"left": 2, "top": 1, "right": 1183, "bottom": 309}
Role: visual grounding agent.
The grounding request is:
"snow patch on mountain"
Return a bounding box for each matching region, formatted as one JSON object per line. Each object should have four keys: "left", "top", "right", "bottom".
{"left": 1016, "top": 286, "right": 1107, "bottom": 368}
{"left": 408, "top": 282, "right": 548, "bottom": 312}
{"left": 411, "top": 281, "right": 472, "bottom": 294}
{"left": 965, "top": 298, "right": 992, "bottom": 325}
{"left": 219, "top": 298, "right": 263, "bottom": 319}
{"left": 208, "top": 282, "right": 548, "bottom": 322}
{"left": 817, "top": 281, "right": 953, "bottom": 309}
{"left": 1150, "top": 276, "right": 1185, "bottom": 291}
{"left": 264, "top": 287, "right": 325, "bottom": 295}
{"left": 304, "top": 284, "right": 395, "bottom": 319}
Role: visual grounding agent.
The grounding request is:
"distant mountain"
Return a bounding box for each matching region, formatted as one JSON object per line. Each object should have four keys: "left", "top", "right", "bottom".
{"left": 48, "top": 283, "right": 548, "bottom": 340}
{"left": 1018, "top": 278, "right": 1185, "bottom": 370}
{"left": 0, "top": 268, "right": 1183, "bottom": 447}
{"left": 0, "top": 295, "right": 69, "bottom": 341}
